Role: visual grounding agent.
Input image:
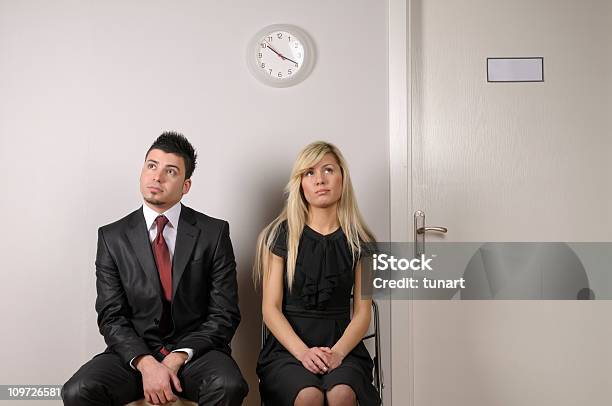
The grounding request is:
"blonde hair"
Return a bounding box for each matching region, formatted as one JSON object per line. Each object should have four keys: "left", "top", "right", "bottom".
{"left": 253, "top": 141, "right": 375, "bottom": 289}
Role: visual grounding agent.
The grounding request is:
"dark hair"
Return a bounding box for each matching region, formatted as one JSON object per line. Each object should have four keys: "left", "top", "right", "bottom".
{"left": 146, "top": 131, "right": 197, "bottom": 179}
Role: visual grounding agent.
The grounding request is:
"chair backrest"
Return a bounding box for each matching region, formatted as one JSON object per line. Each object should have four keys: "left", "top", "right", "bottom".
{"left": 362, "top": 299, "right": 383, "bottom": 403}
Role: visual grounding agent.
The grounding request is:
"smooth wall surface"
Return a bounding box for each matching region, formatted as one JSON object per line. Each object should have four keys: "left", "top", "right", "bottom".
{"left": 0, "top": 1, "right": 389, "bottom": 405}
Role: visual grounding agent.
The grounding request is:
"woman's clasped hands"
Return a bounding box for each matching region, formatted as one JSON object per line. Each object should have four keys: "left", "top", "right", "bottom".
{"left": 297, "top": 347, "right": 345, "bottom": 374}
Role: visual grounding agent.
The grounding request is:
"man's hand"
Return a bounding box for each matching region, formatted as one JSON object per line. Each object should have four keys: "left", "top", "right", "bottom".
{"left": 161, "top": 352, "right": 188, "bottom": 375}
{"left": 134, "top": 355, "right": 182, "bottom": 405}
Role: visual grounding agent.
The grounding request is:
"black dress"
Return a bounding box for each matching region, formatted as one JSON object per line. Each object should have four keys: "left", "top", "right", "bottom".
{"left": 257, "top": 221, "right": 381, "bottom": 406}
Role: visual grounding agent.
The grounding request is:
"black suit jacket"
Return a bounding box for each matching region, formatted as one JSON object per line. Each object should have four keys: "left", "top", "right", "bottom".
{"left": 94, "top": 204, "right": 241, "bottom": 366}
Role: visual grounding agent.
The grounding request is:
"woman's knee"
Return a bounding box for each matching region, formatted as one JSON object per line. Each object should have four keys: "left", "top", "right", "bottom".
{"left": 326, "top": 384, "right": 356, "bottom": 406}
{"left": 294, "top": 386, "right": 324, "bottom": 406}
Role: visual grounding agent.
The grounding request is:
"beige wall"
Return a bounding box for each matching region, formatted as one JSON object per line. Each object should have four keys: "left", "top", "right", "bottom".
{"left": 0, "top": 1, "right": 389, "bottom": 405}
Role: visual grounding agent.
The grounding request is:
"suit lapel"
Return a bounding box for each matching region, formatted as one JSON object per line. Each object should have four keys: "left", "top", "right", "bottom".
{"left": 126, "top": 208, "right": 161, "bottom": 297}
{"left": 172, "top": 204, "right": 199, "bottom": 297}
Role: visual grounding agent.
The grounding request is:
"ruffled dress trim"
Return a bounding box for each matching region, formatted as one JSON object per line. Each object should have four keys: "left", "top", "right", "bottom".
{"left": 272, "top": 222, "right": 354, "bottom": 310}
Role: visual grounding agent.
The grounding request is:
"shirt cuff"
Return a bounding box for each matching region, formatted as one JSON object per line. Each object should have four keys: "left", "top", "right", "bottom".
{"left": 130, "top": 348, "right": 193, "bottom": 370}
{"left": 172, "top": 348, "right": 194, "bottom": 364}
{"left": 129, "top": 356, "right": 138, "bottom": 370}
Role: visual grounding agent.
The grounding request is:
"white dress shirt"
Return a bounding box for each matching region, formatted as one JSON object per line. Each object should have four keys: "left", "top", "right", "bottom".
{"left": 130, "top": 201, "right": 193, "bottom": 369}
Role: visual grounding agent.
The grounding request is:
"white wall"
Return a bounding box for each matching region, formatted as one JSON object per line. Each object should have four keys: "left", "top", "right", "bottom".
{"left": 0, "top": 1, "right": 389, "bottom": 405}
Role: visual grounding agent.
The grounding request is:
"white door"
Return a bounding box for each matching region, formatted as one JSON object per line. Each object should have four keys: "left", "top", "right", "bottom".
{"left": 390, "top": 0, "right": 612, "bottom": 405}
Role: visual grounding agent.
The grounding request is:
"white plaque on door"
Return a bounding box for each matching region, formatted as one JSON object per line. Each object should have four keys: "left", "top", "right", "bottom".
{"left": 487, "top": 57, "right": 544, "bottom": 82}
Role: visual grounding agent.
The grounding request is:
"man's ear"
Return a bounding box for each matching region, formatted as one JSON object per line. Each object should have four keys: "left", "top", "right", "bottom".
{"left": 182, "top": 178, "right": 192, "bottom": 195}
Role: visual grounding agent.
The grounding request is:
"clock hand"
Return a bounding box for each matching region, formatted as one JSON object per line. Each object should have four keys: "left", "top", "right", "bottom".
{"left": 264, "top": 42, "right": 285, "bottom": 59}
{"left": 264, "top": 41, "right": 299, "bottom": 67}
{"left": 283, "top": 55, "right": 299, "bottom": 67}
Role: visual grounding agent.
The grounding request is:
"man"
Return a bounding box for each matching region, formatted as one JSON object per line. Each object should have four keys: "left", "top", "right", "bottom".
{"left": 63, "top": 132, "right": 248, "bottom": 405}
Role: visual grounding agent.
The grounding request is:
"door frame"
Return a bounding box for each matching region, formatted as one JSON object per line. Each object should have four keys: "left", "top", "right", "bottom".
{"left": 388, "top": 0, "right": 413, "bottom": 405}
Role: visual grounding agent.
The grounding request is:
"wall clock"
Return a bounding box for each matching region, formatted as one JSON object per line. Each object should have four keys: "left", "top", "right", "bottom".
{"left": 247, "top": 24, "right": 316, "bottom": 87}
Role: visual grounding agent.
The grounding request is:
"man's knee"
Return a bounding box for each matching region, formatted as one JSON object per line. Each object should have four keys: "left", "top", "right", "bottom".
{"left": 62, "top": 375, "right": 103, "bottom": 406}
{"left": 203, "top": 373, "right": 248, "bottom": 404}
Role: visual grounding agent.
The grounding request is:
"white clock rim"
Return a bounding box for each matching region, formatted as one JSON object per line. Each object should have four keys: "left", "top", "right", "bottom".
{"left": 247, "top": 24, "right": 315, "bottom": 88}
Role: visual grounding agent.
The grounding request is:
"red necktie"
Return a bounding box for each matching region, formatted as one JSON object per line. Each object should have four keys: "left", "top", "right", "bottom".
{"left": 153, "top": 215, "right": 172, "bottom": 301}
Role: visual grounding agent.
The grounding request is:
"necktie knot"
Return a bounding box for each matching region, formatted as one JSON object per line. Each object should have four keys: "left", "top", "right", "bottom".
{"left": 155, "top": 215, "right": 169, "bottom": 234}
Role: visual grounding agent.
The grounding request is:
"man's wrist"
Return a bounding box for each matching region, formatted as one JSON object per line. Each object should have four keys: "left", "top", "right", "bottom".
{"left": 134, "top": 354, "right": 157, "bottom": 372}
{"left": 172, "top": 348, "right": 194, "bottom": 363}
{"left": 167, "top": 351, "right": 188, "bottom": 364}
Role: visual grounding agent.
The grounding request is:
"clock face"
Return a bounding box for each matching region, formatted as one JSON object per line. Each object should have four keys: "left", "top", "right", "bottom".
{"left": 248, "top": 25, "right": 315, "bottom": 87}
{"left": 256, "top": 30, "right": 305, "bottom": 80}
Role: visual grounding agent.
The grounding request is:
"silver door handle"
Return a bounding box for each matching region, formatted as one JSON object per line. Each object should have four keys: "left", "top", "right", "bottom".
{"left": 416, "top": 226, "right": 448, "bottom": 234}
{"left": 414, "top": 211, "right": 448, "bottom": 257}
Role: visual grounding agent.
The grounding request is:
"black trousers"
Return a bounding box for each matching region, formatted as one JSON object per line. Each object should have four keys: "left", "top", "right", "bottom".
{"left": 62, "top": 350, "right": 248, "bottom": 406}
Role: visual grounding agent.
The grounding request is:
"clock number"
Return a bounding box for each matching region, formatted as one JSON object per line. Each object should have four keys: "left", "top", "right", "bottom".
{"left": 268, "top": 69, "right": 272, "bottom": 75}
{"left": 277, "top": 32, "right": 283, "bottom": 39}
{"left": 288, "top": 36, "right": 291, "bottom": 42}
{"left": 260, "top": 42, "right": 267, "bottom": 48}
{"left": 294, "top": 42, "right": 299, "bottom": 48}
{"left": 278, "top": 72, "right": 283, "bottom": 78}
{"left": 267, "top": 36, "right": 273, "bottom": 42}
{"left": 258, "top": 52, "right": 262, "bottom": 58}
{"left": 261, "top": 63, "right": 265, "bottom": 68}
{"left": 288, "top": 68, "right": 293, "bottom": 75}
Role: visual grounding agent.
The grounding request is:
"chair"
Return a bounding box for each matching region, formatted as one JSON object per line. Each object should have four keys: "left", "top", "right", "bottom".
{"left": 260, "top": 299, "right": 384, "bottom": 404}
{"left": 126, "top": 397, "right": 196, "bottom": 406}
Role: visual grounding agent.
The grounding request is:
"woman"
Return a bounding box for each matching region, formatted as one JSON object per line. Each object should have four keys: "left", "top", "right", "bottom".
{"left": 254, "top": 141, "right": 381, "bottom": 406}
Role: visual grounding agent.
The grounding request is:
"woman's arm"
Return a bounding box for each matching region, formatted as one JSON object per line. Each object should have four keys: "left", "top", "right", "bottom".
{"left": 329, "top": 260, "right": 372, "bottom": 365}
{"left": 262, "top": 252, "right": 330, "bottom": 374}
